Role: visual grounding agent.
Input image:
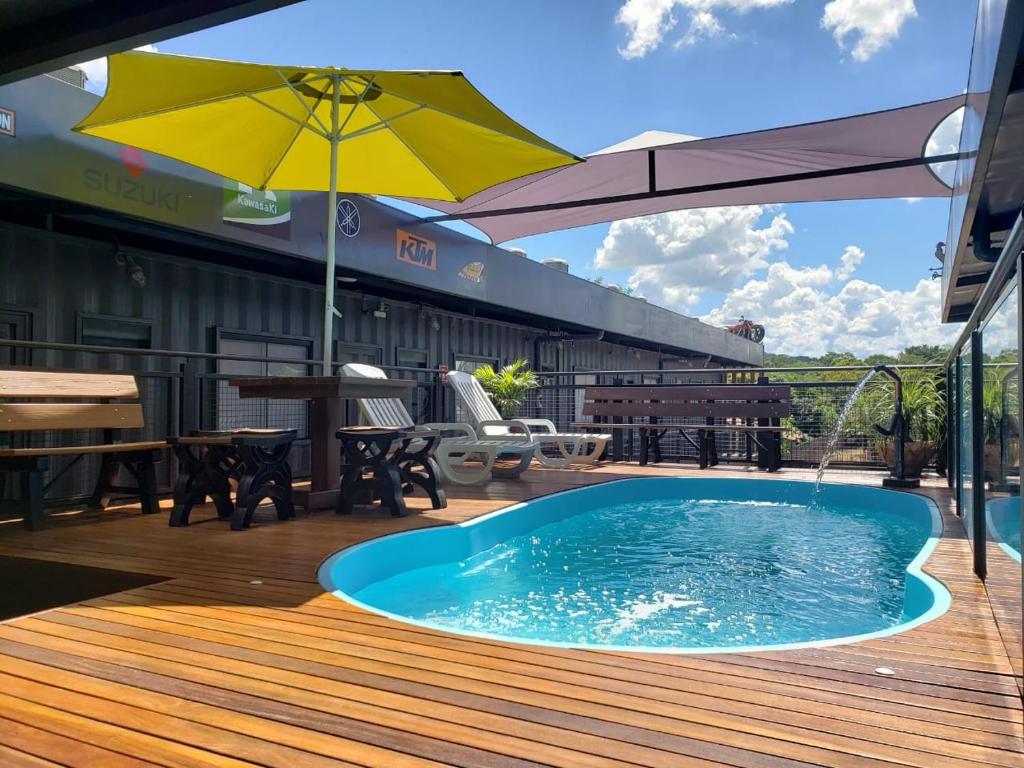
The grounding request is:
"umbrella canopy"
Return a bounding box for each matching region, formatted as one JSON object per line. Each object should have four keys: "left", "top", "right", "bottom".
{"left": 410, "top": 95, "right": 966, "bottom": 243}
{"left": 73, "top": 51, "right": 580, "bottom": 368}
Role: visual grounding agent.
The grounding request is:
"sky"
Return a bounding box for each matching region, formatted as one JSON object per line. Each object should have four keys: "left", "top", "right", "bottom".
{"left": 78, "top": 0, "right": 977, "bottom": 357}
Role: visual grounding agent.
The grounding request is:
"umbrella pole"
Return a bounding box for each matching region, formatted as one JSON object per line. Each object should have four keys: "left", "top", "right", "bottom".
{"left": 322, "top": 76, "right": 342, "bottom": 374}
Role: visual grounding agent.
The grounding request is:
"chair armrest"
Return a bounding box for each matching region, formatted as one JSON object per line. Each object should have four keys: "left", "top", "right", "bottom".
{"left": 478, "top": 419, "right": 534, "bottom": 437}
{"left": 515, "top": 418, "right": 558, "bottom": 435}
{"left": 421, "top": 422, "right": 479, "bottom": 440}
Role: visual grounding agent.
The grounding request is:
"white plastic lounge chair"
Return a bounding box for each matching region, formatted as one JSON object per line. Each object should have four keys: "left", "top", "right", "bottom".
{"left": 341, "top": 363, "right": 537, "bottom": 485}
{"left": 446, "top": 370, "right": 611, "bottom": 467}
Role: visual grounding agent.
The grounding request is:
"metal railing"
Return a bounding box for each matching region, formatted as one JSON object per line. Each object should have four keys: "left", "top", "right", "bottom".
{"left": 505, "top": 365, "right": 945, "bottom": 468}
{"left": 0, "top": 338, "right": 945, "bottom": 510}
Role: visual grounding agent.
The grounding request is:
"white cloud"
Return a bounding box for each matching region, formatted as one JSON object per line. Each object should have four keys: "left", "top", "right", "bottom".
{"left": 834, "top": 245, "right": 863, "bottom": 280}
{"left": 820, "top": 0, "right": 916, "bottom": 62}
{"left": 595, "top": 205, "right": 794, "bottom": 306}
{"left": 701, "top": 263, "right": 960, "bottom": 356}
{"left": 676, "top": 10, "right": 724, "bottom": 47}
{"left": 615, "top": 0, "right": 792, "bottom": 59}
{"left": 76, "top": 44, "right": 158, "bottom": 94}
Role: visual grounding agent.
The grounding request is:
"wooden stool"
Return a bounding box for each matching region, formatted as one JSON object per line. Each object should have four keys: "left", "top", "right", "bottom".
{"left": 169, "top": 429, "right": 296, "bottom": 530}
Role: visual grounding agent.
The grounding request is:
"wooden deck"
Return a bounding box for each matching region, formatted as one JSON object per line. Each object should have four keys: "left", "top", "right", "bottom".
{"left": 0, "top": 463, "right": 1020, "bottom": 767}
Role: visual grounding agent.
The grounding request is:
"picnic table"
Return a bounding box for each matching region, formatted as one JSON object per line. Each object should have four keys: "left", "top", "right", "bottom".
{"left": 230, "top": 376, "right": 416, "bottom": 511}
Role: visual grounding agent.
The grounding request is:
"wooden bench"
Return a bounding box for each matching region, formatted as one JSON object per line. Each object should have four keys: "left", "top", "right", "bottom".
{"left": 572, "top": 384, "right": 792, "bottom": 471}
{"left": 0, "top": 369, "right": 166, "bottom": 529}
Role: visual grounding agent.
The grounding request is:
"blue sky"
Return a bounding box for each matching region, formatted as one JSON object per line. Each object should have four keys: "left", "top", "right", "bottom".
{"left": 83, "top": 0, "right": 976, "bottom": 355}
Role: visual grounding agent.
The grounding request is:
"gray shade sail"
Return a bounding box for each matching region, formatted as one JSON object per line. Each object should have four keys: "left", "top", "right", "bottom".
{"left": 409, "top": 95, "right": 966, "bottom": 244}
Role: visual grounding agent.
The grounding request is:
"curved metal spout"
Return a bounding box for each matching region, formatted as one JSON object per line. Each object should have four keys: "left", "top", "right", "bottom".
{"left": 873, "top": 364, "right": 903, "bottom": 407}
{"left": 873, "top": 365, "right": 915, "bottom": 486}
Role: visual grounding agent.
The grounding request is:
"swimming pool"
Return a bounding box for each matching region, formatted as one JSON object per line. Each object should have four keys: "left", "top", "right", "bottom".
{"left": 319, "top": 478, "right": 949, "bottom": 653}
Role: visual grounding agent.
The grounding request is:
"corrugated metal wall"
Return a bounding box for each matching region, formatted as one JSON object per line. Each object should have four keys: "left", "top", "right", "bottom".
{"left": 0, "top": 222, "right": 694, "bottom": 372}
{"left": 0, "top": 221, "right": 710, "bottom": 504}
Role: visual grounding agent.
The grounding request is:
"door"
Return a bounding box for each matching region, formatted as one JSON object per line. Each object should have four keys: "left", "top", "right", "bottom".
{"left": 215, "top": 334, "right": 312, "bottom": 475}
{"left": 0, "top": 310, "right": 31, "bottom": 366}
{"left": 336, "top": 343, "right": 383, "bottom": 424}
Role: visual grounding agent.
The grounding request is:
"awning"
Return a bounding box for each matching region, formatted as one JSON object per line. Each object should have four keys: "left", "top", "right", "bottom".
{"left": 412, "top": 95, "right": 966, "bottom": 244}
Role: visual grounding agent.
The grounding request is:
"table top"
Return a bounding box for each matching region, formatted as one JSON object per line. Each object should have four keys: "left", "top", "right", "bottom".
{"left": 230, "top": 375, "right": 417, "bottom": 400}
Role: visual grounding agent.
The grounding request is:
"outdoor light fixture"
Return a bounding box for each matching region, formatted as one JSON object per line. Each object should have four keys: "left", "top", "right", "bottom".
{"left": 337, "top": 275, "right": 358, "bottom": 284}
{"left": 112, "top": 240, "right": 146, "bottom": 288}
{"left": 418, "top": 307, "right": 442, "bottom": 331}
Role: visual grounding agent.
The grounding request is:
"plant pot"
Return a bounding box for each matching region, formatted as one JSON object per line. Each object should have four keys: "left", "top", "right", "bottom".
{"left": 878, "top": 441, "right": 935, "bottom": 478}
{"left": 985, "top": 443, "right": 1004, "bottom": 482}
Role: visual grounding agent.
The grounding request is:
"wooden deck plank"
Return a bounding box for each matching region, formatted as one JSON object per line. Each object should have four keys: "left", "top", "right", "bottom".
{"left": 0, "top": 463, "right": 1020, "bottom": 768}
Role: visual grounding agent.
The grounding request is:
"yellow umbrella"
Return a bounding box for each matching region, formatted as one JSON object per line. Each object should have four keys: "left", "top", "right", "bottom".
{"left": 73, "top": 51, "right": 580, "bottom": 370}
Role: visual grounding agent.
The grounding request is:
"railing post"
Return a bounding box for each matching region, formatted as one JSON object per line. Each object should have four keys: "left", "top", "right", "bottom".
{"left": 180, "top": 358, "right": 200, "bottom": 436}
{"left": 945, "top": 367, "right": 955, "bottom": 489}
{"left": 970, "top": 330, "right": 987, "bottom": 580}
{"left": 611, "top": 376, "right": 624, "bottom": 461}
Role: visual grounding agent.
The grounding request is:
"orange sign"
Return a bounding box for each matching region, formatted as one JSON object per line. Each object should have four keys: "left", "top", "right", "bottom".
{"left": 396, "top": 229, "right": 436, "bottom": 271}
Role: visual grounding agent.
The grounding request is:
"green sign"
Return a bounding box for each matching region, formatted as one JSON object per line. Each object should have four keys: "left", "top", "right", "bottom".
{"left": 222, "top": 180, "right": 291, "bottom": 238}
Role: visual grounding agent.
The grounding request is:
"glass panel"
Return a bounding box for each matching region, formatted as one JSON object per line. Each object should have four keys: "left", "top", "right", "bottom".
{"left": 981, "top": 279, "right": 1022, "bottom": 694}
{"left": 454, "top": 357, "right": 496, "bottom": 374}
{"left": 959, "top": 342, "right": 974, "bottom": 543}
{"left": 396, "top": 348, "right": 428, "bottom": 368}
{"left": 80, "top": 315, "right": 151, "bottom": 349}
{"left": 217, "top": 338, "right": 266, "bottom": 432}
{"left": 266, "top": 342, "right": 308, "bottom": 377}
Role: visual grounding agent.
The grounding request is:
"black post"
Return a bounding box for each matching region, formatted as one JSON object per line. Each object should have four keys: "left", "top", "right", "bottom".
{"left": 756, "top": 374, "right": 769, "bottom": 469}
{"left": 970, "top": 330, "right": 987, "bottom": 580}
{"left": 955, "top": 356, "right": 963, "bottom": 516}
{"left": 180, "top": 358, "right": 200, "bottom": 436}
{"left": 611, "top": 377, "right": 624, "bottom": 461}
{"left": 945, "top": 367, "right": 955, "bottom": 489}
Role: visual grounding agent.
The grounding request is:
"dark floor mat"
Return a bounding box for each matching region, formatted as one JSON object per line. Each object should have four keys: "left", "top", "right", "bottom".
{"left": 0, "top": 556, "right": 167, "bottom": 621}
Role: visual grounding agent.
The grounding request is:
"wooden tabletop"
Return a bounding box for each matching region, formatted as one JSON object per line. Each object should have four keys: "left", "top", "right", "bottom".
{"left": 229, "top": 375, "right": 417, "bottom": 400}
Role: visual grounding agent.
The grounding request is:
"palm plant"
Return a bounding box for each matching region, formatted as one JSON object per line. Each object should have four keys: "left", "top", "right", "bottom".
{"left": 473, "top": 359, "right": 540, "bottom": 419}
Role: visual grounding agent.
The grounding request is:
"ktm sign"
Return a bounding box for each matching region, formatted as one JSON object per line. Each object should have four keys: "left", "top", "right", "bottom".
{"left": 396, "top": 229, "right": 436, "bottom": 271}
{"left": 0, "top": 107, "right": 14, "bottom": 137}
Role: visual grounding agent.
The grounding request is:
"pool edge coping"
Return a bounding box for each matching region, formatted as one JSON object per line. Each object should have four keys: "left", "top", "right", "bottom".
{"left": 317, "top": 477, "right": 952, "bottom": 655}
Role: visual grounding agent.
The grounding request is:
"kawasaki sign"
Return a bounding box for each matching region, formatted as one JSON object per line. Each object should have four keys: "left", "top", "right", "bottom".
{"left": 223, "top": 180, "right": 291, "bottom": 238}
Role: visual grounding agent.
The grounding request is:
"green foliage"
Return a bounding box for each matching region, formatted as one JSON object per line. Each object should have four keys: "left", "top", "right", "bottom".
{"left": 858, "top": 370, "right": 946, "bottom": 444}
{"left": 896, "top": 345, "right": 950, "bottom": 365}
{"left": 473, "top": 359, "right": 540, "bottom": 419}
{"left": 762, "top": 346, "right": 950, "bottom": 449}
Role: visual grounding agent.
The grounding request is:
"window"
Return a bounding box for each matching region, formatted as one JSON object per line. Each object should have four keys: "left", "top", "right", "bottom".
{"left": 78, "top": 313, "right": 152, "bottom": 349}
{"left": 396, "top": 347, "right": 428, "bottom": 369}
{"left": 215, "top": 332, "right": 312, "bottom": 436}
{"left": 454, "top": 355, "right": 497, "bottom": 374}
{"left": 336, "top": 342, "right": 382, "bottom": 367}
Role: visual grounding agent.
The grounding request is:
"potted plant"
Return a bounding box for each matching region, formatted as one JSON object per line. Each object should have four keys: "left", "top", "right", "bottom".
{"left": 868, "top": 372, "right": 945, "bottom": 477}
{"left": 981, "top": 372, "right": 1019, "bottom": 482}
{"left": 472, "top": 359, "right": 540, "bottom": 419}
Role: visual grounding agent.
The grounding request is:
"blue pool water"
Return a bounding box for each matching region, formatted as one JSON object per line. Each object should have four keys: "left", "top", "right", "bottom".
{"left": 320, "top": 478, "right": 948, "bottom": 653}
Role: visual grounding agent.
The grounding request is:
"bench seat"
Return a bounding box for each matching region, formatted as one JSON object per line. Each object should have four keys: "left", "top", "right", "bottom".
{"left": 0, "top": 440, "right": 167, "bottom": 458}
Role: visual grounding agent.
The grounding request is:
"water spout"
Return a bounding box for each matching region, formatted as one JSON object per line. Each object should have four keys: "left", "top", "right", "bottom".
{"left": 814, "top": 369, "right": 878, "bottom": 492}
{"left": 873, "top": 365, "right": 920, "bottom": 489}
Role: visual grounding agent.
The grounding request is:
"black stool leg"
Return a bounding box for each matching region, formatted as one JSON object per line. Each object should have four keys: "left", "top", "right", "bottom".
{"left": 86, "top": 455, "right": 120, "bottom": 511}
{"left": 18, "top": 465, "right": 45, "bottom": 531}
{"left": 375, "top": 463, "right": 408, "bottom": 518}
{"left": 137, "top": 454, "right": 159, "bottom": 515}
{"left": 231, "top": 443, "right": 295, "bottom": 530}
{"left": 170, "top": 445, "right": 233, "bottom": 527}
